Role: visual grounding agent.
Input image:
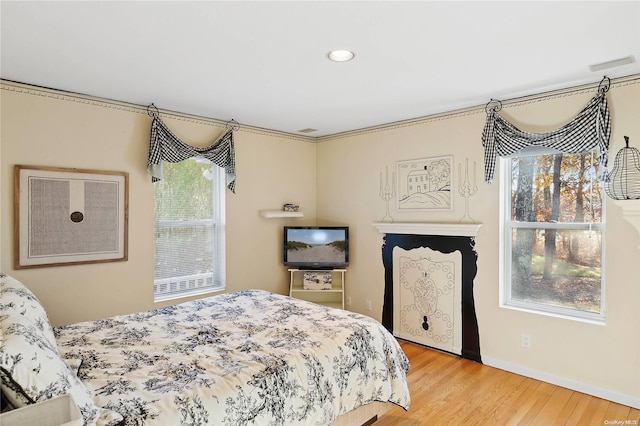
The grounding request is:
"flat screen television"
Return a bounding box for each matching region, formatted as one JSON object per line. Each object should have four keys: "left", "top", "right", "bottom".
{"left": 284, "top": 226, "right": 349, "bottom": 269}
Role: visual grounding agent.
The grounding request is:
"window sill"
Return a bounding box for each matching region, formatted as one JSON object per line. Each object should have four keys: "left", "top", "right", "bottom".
{"left": 154, "top": 287, "right": 225, "bottom": 303}
{"left": 500, "top": 302, "right": 605, "bottom": 326}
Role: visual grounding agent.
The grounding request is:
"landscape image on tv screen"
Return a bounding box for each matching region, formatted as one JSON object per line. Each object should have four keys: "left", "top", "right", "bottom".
{"left": 285, "top": 228, "right": 347, "bottom": 266}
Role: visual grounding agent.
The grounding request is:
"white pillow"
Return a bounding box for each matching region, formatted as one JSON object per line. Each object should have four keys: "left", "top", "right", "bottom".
{"left": 0, "top": 273, "right": 56, "bottom": 347}
{"left": 0, "top": 274, "right": 123, "bottom": 426}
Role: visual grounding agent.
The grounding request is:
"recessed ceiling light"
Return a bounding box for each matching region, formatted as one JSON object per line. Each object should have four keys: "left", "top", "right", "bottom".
{"left": 327, "top": 49, "right": 355, "bottom": 62}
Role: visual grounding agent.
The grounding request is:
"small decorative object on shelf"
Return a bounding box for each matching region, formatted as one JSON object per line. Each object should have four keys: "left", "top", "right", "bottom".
{"left": 458, "top": 158, "right": 478, "bottom": 223}
{"left": 303, "top": 271, "right": 332, "bottom": 290}
{"left": 605, "top": 136, "right": 640, "bottom": 200}
{"left": 283, "top": 203, "right": 299, "bottom": 212}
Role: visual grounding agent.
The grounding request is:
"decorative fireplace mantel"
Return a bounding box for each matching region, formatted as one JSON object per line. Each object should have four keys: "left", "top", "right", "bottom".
{"left": 373, "top": 222, "right": 481, "bottom": 237}
{"left": 374, "top": 222, "right": 482, "bottom": 363}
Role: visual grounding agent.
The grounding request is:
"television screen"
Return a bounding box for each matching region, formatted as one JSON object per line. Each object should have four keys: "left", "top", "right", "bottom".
{"left": 284, "top": 226, "right": 349, "bottom": 269}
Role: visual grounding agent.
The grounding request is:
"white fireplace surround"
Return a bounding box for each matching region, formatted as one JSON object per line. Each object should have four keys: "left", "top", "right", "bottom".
{"left": 373, "top": 222, "right": 481, "bottom": 237}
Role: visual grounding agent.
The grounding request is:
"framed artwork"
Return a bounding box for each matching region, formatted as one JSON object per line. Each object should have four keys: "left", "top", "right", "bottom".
{"left": 397, "top": 156, "right": 453, "bottom": 211}
{"left": 14, "top": 165, "right": 128, "bottom": 268}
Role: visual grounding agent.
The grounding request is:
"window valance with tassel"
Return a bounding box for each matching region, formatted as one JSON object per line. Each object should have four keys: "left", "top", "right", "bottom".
{"left": 146, "top": 111, "right": 236, "bottom": 193}
{"left": 482, "top": 88, "right": 611, "bottom": 184}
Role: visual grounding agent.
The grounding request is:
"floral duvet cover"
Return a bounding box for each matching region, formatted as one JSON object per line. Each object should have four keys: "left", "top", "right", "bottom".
{"left": 54, "top": 290, "right": 410, "bottom": 425}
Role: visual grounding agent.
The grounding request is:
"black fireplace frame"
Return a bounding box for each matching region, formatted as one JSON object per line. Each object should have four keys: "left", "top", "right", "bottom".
{"left": 381, "top": 233, "right": 482, "bottom": 363}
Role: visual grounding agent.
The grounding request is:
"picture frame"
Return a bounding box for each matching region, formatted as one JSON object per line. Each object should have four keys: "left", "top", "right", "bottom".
{"left": 14, "top": 165, "right": 129, "bottom": 269}
{"left": 396, "top": 155, "right": 453, "bottom": 211}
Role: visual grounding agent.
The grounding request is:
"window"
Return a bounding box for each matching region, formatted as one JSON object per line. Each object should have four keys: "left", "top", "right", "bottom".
{"left": 501, "top": 151, "right": 605, "bottom": 322}
{"left": 153, "top": 158, "right": 225, "bottom": 301}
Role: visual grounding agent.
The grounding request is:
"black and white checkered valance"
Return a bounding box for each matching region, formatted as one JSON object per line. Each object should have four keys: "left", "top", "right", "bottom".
{"left": 147, "top": 115, "right": 236, "bottom": 193}
{"left": 482, "top": 92, "right": 611, "bottom": 184}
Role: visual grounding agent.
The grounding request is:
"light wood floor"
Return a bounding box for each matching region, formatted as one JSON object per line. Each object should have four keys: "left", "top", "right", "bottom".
{"left": 376, "top": 340, "right": 640, "bottom": 426}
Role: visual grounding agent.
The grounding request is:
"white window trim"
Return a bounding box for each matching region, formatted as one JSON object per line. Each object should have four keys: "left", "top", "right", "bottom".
{"left": 498, "top": 157, "right": 606, "bottom": 324}
{"left": 154, "top": 164, "right": 226, "bottom": 303}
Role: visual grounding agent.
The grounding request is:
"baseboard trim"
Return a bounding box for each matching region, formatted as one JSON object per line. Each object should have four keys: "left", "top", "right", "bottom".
{"left": 482, "top": 356, "right": 640, "bottom": 409}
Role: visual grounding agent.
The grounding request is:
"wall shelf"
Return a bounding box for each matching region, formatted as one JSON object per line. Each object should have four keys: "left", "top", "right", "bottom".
{"left": 259, "top": 210, "right": 304, "bottom": 218}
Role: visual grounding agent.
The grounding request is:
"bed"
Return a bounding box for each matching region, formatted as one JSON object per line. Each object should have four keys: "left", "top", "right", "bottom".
{"left": 0, "top": 274, "right": 410, "bottom": 425}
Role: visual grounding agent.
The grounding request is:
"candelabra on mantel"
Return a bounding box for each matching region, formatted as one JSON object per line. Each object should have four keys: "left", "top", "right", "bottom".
{"left": 379, "top": 166, "right": 396, "bottom": 223}
{"left": 458, "top": 158, "right": 478, "bottom": 223}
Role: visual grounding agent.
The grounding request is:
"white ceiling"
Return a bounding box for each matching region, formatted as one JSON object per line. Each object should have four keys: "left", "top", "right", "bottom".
{"left": 1, "top": 1, "right": 639, "bottom": 137}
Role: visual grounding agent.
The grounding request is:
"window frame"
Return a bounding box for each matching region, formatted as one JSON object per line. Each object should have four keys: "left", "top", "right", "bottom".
{"left": 153, "top": 160, "right": 226, "bottom": 302}
{"left": 499, "top": 154, "right": 606, "bottom": 324}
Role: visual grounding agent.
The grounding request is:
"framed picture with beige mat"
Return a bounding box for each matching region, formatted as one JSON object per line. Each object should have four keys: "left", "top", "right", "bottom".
{"left": 14, "top": 165, "right": 128, "bottom": 268}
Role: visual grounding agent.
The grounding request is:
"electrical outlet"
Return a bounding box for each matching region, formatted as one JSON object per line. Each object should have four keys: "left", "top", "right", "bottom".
{"left": 365, "top": 300, "right": 372, "bottom": 311}
{"left": 521, "top": 334, "right": 531, "bottom": 348}
{"left": 346, "top": 296, "right": 352, "bottom": 306}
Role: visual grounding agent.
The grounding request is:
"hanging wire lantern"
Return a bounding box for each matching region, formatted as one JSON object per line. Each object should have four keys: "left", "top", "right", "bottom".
{"left": 605, "top": 136, "right": 640, "bottom": 200}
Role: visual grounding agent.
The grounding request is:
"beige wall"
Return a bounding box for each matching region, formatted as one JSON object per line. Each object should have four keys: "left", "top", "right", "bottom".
{"left": 0, "top": 82, "right": 316, "bottom": 325}
{"left": 316, "top": 78, "right": 640, "bottom": 406}
{"left": 1, "top": 78, "right": 639, "bottom": 407}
